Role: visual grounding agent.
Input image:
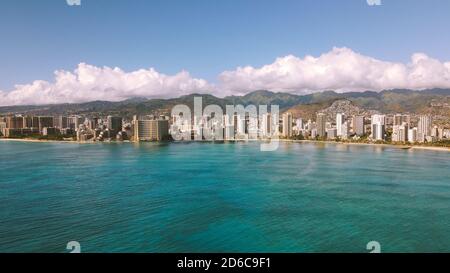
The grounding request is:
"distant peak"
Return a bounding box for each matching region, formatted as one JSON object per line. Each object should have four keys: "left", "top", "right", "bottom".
{"left": 244, "top": 90, "right": 276, "bottom": 97}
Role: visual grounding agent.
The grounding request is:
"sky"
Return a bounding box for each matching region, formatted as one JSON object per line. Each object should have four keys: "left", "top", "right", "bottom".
{"left": 1, "top": 0, "right": 450, "bottom": 106}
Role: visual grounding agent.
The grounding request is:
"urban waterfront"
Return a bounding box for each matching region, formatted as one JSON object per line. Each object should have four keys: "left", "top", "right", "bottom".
{"left": 0, "top": 141, "right": 449, "bottom": 253}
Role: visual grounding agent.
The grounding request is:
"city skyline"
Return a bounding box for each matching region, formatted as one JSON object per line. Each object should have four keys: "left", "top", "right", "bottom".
{"left": 1, "top": 101, "right": 448, "bottom": 148}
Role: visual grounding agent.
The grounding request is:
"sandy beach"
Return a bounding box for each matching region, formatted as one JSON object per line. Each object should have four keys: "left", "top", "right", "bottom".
{"left": 410, "top": 146, "right": 450, "bottom": 152}
{"left": 0, "top": 138, "right": 92, "bottom": 144}
{"left": 278, "top": 139, "right": 450, "bottom": 152}
{"left": 274, "top": 139, "right": 450, "bottom": 152}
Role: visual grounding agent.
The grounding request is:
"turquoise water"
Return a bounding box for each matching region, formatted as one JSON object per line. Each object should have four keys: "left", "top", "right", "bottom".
{"left": 0, "top": 141, "right": 449, "bottom": 253}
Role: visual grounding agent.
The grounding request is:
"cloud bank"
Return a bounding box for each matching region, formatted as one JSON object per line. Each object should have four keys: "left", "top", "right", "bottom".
{"left": 219, "top": 47, "right": 450, "bottom": 94}
{"left": 1, "top": 47, "right": 450, "bottom": 106}
{"left": 0, "top": 64, "right": 212, "bottom": 106}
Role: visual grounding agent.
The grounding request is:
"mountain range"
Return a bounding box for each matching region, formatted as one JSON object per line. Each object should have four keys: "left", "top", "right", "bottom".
{"left": 0, "top": 89, "right": 449, "bottom": 119}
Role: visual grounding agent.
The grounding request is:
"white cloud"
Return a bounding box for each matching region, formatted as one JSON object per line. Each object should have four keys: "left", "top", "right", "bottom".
{"left": 1, "top": 47, "right": 450, "bottom": 106}
{"left": 0, "top": 63, "right": 213, "bottom": 106}
{"left": 218, "top": 47, "right": 450, "bottom": 95}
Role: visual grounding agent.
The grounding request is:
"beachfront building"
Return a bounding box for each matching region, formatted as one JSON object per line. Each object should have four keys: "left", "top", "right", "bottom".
{"left": 6, "top": 116, "right": 24, "bottom": 129}
{"left": 23, "top": 116, "right": 38, "bottom": 128}
{"left": 236, "top": 114, "right": 246, "bottom": 138}
{"left": 0, "top": 121, "right": 6, "bottom": 136}
{"left": 38, "top": 116, "right": 54, "bottom": 133}
{"left": 352, "top": 115, "right": 365, "bottom": 136}
{"left": 311, "top": 128, "right": 318, "bottom": 139}
{"left": 336, "top": 113, "right": 345, "bottom": 137}
{"left": 408, "top": 127, "right": 418, "bottom": 143}
{"left": 133, "top": 116, "right": 169, "bottom": 141}
{"left": 87, "top": 117, "right": 100, "bottom": 130}
{"left": 222, "top": 114, "right": 234, "bottom": 140}
{"left": 393, "top": 114, "right": 410, "bottom": 127}
{"left": 392, "top": 122, "right": 409, "bottom": 142}
{"left": 371, "top": 114, "right": 386, "bottom": 141}
{"left": 316, "top": 113, "right": 326, "bottom": 138}
{"left": 282, "top": 112, "right": 293, "bottom": 138}
{"left": 327, "top": 128, "right": 337, "bottom": 140}
{"left": 260, "top": 113, "right": 272, "bottom": 139}
{"left": 417, "top": 115, "right": 432, "bottom": 143}
{"left": 67, "top": 116, "right": 85, "bottom": 131}
{"left": 42, "top": 127, "right": 59, "bottom": 136}
{"left": 107, "top": 116, "right": 123, "bottom": 135}
{"left": 340, "top": 121, "right": 349, "bottom": 139}
{"left": 431, "top": 126, "right": 444, "bottom": 141}
{"left": 294, "top": 118, "right": 303, "bottom": 135}
{"left": 54, "top": 116, "right": 68, "bottom": 129}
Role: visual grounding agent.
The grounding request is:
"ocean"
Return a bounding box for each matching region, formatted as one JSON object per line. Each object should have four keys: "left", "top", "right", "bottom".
{"left": 0, "top": 141, "right": 449, "bottom": 252}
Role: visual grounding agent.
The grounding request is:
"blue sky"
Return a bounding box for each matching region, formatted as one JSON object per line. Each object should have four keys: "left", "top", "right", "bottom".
{"left": 1, "top": 0, "right": 450, "bottom": 105}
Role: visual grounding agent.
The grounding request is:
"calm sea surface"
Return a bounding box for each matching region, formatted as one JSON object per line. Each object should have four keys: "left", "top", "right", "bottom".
{"left": 0, "top": 141, "right": 449, "bottom": 253}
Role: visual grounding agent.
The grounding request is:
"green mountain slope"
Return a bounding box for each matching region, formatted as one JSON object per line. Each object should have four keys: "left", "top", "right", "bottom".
{"left": 0, "top": 89, "right": 449, "bottom": 117}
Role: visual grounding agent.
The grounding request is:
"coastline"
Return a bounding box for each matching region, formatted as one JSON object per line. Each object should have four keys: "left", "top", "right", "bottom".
{"left": 281, "top": 139, "right": 450, "bottom": 152}
{"left": 0, "top": 138, "right": 137, "bottom": 145}
{"left": 0, "top": 138, "right": 77, "bottom": 144}
{"left": 1, "top": 137, "right": 449, "bottom": 152}
{"left": 410, "top": 146, "right": 450, "bottom": 152}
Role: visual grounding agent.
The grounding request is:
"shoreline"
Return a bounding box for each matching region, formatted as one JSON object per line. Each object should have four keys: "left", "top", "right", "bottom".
{"left": 0, "top": 138, "right": 133, "bottom": 145}
{"left": 0, "top": 138, "right": 77, "bottom": 144}
{"left": 1, "top": 137, "right": 449, "bottom": 152}
{"left": 281, "top": 139, "right": 450, "bottom": 152}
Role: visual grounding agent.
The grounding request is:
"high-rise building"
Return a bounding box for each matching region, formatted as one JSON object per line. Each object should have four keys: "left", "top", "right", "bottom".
{"left": 305, "top": 119, "right": 313, "bottom": 131}
{"left": 67, "top": 116, "right": 84, "bottom": 131}
{"left": 87, "top": 117, "right": 100, "bottom": 130}
{"left": 336, "top": 113, "right": 345, "bottom": 136}
{"left": 408, "top": 127, "right": 418, "bottom": 143}
{"left": 224, "top": 125, "right": 234, "bottom": 140}
{"left": 248, "top": 116, "right": 259, "bottom": 139}
{"left": 429, "top": 126, "right": 444, "bottom": 141}
{"left": 400, "top": 124, "right": 408, "bottom": 142}
{"left": 371, "top": 114, "right": 386, "bottom": 141}
{"left": 340, "top": 121, "right": 349, "bottom": 139}
{"left": 6, "top": 116, "right": 24, "bottom": 129}
{"left": 296, "top": 118, "right": 303, "bottom": 130}
{"left": 22, "top": 116, "right": 31, "bottom": 128}
{"left": 327, "top": 128, "right": 337, "bottom": 139}
{"left": 352, "top": 116, "right": 365, "bottom": 136}
{"left": 236, "top": 114, "right": 246, "bottom": 136}
{"left": 282, "top": 112, "right": 293, "bottom": 137}
{"left": 417, "top": 115, "right": 432, "bottom": 143}
{"left": 38, "top": 117, "right": 54, "bottom": 132}
{"left": 393, "top": 114, "right": 411, "bottom": 126}
{"left": 107, "top": 116, "right": 123, "bottom": 134}
{"left": 0, "top": 121, "right": 6, "bottom": 136}
{"left": 224, "top": 115, "right": 235, "bottom": 140}
{"left": 260, "top": 113, "right": 272, "bottom": 138}
{"left": 244, "top": 113, "right": 250, "bottom": 135}
{"left": 392, "top": 122, "right": 409, "bottom": 142}
{"left": 293, "top": 118, "right": 303, "bottom": 136}
{"left": 221, "top": 115, "right": 233, "bottom": 140}
{"left": 54, "top": 116, "right": 68, "bottom": 129}
{"left": 432, "top": 127, "right": 444, "bottom": 140}
{"left": 133, "top": 116, "right": 169, "bottom": 141}
{"left": 316, "top": 113, "right": 326, "bottom": 138}
{"left": 43, "top": 127, "right": 59, "bottom": 136}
